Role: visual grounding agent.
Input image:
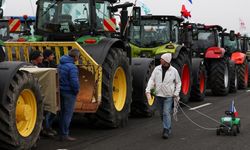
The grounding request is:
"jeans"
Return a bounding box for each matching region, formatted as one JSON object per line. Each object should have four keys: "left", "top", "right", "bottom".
{"left": 44, "top": 111, "right": 56, "bottom": 129}
{"left": 59, "top": 92, "right": 77, "bottom": 136}
{"left": 156, "top": 96, "right": 173, "bottom": 131}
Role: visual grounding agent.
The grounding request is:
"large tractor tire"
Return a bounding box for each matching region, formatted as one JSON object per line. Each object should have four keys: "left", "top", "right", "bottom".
{"left": 90, "top": 48, "right": 132, "bottom": 128}
{"left": 248, "top": 62, "right": 250, "bottom": 87}
{"left": 237, "top": 60, "right": 248, "bottom": 89}
{"left": 0, "top": 46, "right": 5, "bottom": 62}
{"left": 0, "top": 70, "right": 43, "bottom": 150}
{"left": 190, "top": 58, "right": 206, "bottom": 101}
{"left": 208, "top": 58, "right": 230, "bottom": 96}
{"left": 229, "top": 60, "right": 238, "bottom": 93}
{"left": 171, "top": 50, "right": 192, "bottom": 103}
{"left": 131, "top": 58, "right": 156, "bottom": 117}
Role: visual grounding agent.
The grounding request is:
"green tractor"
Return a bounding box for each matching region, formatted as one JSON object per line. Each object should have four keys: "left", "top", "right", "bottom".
{"left": 5, "top": 0, "right": 139, "bottom": 129}
{"left": 2, "top": 0, "right": 146, "bottom": 149}
{"left": 129, "top": 7, "right": 207, "bottom": 105}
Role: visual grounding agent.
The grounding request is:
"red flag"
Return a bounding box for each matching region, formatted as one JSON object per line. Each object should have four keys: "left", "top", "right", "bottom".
{"left": 181, "top": 5, "right": 191, "bottom": 19}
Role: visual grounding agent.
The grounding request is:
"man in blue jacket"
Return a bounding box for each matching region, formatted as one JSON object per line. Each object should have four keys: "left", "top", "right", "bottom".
{"left": 58, "top": 48, "right": 80, "bottom": 141}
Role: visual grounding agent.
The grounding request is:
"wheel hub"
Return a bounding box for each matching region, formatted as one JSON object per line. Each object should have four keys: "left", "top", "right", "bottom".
{"left": 113, "top": 67, "right": 127, "bottom": 111}
{"left": 16, "top": 89, "right": 37, "bottom": 137}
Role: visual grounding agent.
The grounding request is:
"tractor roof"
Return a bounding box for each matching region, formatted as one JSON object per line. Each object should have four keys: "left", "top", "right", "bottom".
{"left": 141, "top": 15, "right": 184, "bottom": 23}
{"left": 197, "top": 24, "right": 223, "bottom": 31}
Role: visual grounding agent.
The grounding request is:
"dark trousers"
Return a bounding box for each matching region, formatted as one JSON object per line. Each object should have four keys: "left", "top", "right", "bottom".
{"left": 59, "top": 92, "right": 77, "bottom": 136}
{"left": 44, "top": 111, "right": 56, "bottom": 129}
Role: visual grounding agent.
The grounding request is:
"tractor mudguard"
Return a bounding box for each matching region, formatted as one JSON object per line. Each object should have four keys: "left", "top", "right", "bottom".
{"left": 231, "top": 52, "right": 246, "bottom": 64}
{"left": 172, "top": 45, "right": 185, "bottom": 59}
{"left": 83, "top": 38, "right": 131, "bottom": 65}
{"left": 0, "top": 61, "right": 29, "bottom": 104}
{"left": 205, "top": 47, "right": 225, "bottom": 59}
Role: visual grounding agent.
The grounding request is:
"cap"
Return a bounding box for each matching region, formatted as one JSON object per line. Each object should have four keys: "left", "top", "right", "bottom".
{"left": 161, "top": 53, "right": 172, "bottom": 63}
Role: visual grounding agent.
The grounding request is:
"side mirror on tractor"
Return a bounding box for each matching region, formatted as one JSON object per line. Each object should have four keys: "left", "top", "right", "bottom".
{"left": 132, "top": 7, "right": 141, "bottom": 26}
{"left": 230, "top": 30, "right": 235, "bottom": 41}
{"left": 191, "top": 24, "right": 198, "bottom": 40}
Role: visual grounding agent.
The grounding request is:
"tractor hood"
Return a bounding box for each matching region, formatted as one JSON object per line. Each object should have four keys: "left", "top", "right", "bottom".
{"left": 130, "top": 42, "right": 178, "bottom": 58}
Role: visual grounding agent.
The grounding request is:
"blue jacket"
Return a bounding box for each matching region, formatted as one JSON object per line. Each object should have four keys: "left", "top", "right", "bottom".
{"left": 58, "top": 55, "right": 80, "bottom": 95}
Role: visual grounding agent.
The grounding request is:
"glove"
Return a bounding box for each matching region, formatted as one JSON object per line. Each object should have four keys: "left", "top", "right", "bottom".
{"left": 145, "top": 92, "right": 152, "bottom": 101}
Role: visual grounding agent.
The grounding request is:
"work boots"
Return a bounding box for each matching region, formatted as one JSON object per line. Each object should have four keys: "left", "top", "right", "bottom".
{"left": 162, "top": 128, "right": 169, "bottom": 139}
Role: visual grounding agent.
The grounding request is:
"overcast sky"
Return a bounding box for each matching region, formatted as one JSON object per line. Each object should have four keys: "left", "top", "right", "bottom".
{"left": 2, "top": 0, "right": 250, "bottom": 34}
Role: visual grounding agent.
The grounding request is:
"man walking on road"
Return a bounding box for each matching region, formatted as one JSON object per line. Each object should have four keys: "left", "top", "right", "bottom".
{"left": 58, "top": 48, "right": 80, "bottom": 141}
{"left": 145, "top": 53, "right": 181, "bottom": 139}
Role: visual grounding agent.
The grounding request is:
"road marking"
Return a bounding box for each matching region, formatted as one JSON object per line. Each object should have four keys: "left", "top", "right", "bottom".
{"left": 246, "top": 90, "right": 250, "bottom": 92}
{"left": 189, "top": 103, "right": 212, "bottom": 110}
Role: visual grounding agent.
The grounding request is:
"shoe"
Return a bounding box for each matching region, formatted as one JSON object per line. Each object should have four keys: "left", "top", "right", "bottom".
{"left": 47, "top": 128, "right": 57, "bottom": 135}
{"left": 162, "top": 129, "right": 169, "bottom": 139}
{"left": 59, "top": 136, "right": 77, "bottom": 141}
{"left": 41, "top": 129, "right": 55, "bottom": 137}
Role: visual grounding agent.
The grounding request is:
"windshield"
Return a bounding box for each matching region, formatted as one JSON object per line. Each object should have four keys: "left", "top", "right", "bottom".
{"left": 223, "top": 36, "right": 239, "bottom": 52}
{"left": 96, "top": 2, "right": 110, "bottom": 31}
{"left": 193, "top": 31, "right": 216, "bottom": 51}
{"left": 37, "top": 0, "right": 90, "bottom": 33}
{"left": 130, "top": 19, "right": 170, "bottom": 48}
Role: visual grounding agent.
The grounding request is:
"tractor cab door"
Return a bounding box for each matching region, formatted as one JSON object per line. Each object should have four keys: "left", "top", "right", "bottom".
{"left": 0, "top": 19, "right": 10, "bottom": 41}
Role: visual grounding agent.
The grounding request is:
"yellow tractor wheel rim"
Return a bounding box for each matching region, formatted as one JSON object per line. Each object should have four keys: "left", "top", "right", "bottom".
{"left": 16, "top": 89, "right": 37, "bottom": 137}
{"left": 148, "top": 96, "right": 155, "bottom": 106}
{"left": 113, "top": 67, "right": 127, "bottom": 111}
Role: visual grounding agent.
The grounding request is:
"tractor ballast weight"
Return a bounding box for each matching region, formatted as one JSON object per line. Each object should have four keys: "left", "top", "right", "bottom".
{"left": 204, "top": 47, "right": 225, "bottom": 58}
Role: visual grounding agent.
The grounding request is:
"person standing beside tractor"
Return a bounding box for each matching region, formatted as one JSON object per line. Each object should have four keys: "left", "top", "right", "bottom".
{"left": 29, "top": 50, "right": 44, "bottom": 67}
{"left": 42, "top": 49, "right": 57, "bottom": 68}
{"left": 145, "top": 53, "right": 181, "bottom": 139}
{"left": 58, "top": 48, "right": 80, "bottom": 141}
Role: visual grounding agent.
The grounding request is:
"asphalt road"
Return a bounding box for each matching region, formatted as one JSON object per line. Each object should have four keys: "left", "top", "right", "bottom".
{"left": 37, "top": 89, "right": 250, "bottom": 150}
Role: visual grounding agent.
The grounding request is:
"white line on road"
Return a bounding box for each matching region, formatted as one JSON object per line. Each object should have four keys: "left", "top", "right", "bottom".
{"left": 189, "top": 103, "right": 212, "bottom": 110}
{"left": 246, "top": 90, "right": 250, "bottom": 92}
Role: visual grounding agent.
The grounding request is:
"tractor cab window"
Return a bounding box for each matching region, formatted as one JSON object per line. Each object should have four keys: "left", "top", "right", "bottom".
{"left": 96, "top": 2, "right": 110, "bottom": 30}
{"left": 223, "top": 36, "right": 238, "bottom": 53}
{"left": 0, "top": 21, "right": 9, "bottom": 41}
{"left": 130, "top": 19, "right": 170, "bottom": 48}
{"left": 171, "top": 21, "right": 179, "bottom": 43}
{"left": 37, "top": 0, "right": 90, "bottom": 33}
{"left": 193, "top": 31, "right": 216, "bottom": 51}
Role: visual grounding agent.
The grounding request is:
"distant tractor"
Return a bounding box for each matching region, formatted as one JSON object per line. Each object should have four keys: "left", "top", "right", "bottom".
{"left": 129, "top": 7, "right": 206, "bottom": 105}
{"left": 187, "top": 24, "right": 237, "bottom": 95}
{"left": 240, "top": 35, "right": 250, "bottom": 87}
{"left": 221, "top": 31, "right": 248, "bottom": 90}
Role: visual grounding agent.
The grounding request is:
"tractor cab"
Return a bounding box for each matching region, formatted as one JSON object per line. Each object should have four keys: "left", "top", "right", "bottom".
{"left": 221, "top": 31, "right": 242, "bottom": 56}
{"left": 190, "top": 24, "right": 223, "bottom": 58}
{"left": 35, "top": 0, "right": 126, "bottom": 41}
{"left": 130, "top": 15, "right": 183, "bottom": 49}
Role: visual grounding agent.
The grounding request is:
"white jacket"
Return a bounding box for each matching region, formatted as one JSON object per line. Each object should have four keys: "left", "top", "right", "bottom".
{"left": 145, "top": 65, "right": 181, "bottom": 97}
